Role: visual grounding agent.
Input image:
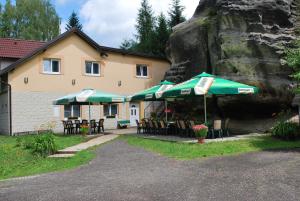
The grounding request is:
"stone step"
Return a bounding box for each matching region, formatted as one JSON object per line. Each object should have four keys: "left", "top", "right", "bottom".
{"left": 48, "top": 153, "right": 75, "bottom": 158}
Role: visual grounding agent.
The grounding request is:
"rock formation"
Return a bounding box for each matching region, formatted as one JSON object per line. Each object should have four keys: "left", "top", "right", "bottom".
{"left": 165, "top": 0, "right": 300, "bottom": 133}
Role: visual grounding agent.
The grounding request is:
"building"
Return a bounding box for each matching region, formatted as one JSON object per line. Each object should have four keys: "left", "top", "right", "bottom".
{"left": 0, "top": 28, "right": 170, "bottom": 135}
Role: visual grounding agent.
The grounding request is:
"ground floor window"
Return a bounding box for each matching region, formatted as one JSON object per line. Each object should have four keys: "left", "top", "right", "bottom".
{"left": 104, "top": 104, "right": 118, "bottom": 117}
{"left": 64, "top": 105, "right": 80, "bottom": 118}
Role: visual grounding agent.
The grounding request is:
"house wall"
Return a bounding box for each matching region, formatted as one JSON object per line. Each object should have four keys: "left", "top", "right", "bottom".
{"left": 7, "top": 34, "right": 170, "bottom": 134}
{"left": 0, "top": 92, "right": 9, "bottom": 134}
{"left": 0, "top": 58, "right": 17, "bottom": 71}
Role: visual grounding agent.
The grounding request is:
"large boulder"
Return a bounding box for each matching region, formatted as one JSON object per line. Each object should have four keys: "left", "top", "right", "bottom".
{"left": 165, "top": 0, "right": 300, "bottom": 133}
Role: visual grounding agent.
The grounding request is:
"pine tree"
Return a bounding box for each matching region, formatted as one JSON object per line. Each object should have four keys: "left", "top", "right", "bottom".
{"left": 168, "top": 0, "right": 186, "bottom": 29}
{"left": 154, "top": 13, "right": 170, "bottom": 56}
{"left": 66, "top": 11, "right": 83, "bottom": 31}
{"left": 135, "top": 0, "right": 156, "bottom": 54}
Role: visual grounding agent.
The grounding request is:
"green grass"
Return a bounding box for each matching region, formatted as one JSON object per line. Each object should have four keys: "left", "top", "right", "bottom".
{"left": 0, "top": 134, "right": 96, "bottom": 180}
{"left": 121, "top": 135, "right": 300, "bottom": 160}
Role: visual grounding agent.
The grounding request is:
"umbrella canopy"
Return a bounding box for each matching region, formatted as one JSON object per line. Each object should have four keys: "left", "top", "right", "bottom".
{"left": 161, "top": 72, "right": 259, "bottom": 98}
{"left": 161, "top": 72, "right": 259, "bottom": 123}
{"left": 53, "top": 89, "right": 125, "bottom": 105}
{"left": 128, "top": 80, "right": 174, "bottom": 102}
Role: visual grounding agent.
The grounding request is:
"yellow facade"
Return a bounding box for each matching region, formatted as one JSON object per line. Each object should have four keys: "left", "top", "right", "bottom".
{"left": 6, "top": 33, "right": 170, "bottom": 131}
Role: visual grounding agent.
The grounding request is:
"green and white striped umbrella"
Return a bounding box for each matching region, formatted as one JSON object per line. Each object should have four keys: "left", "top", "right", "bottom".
{"left": 127, "top": 80, "right": 174, "bottom": 102}
{"left": 162, "top": 72, "right": 258, "bottom": 98}
{"left": 53, "top": 89, "right": 125, "bottom": 105}
{"left": 161, "top": 72, "right": 259, "bottom": 123}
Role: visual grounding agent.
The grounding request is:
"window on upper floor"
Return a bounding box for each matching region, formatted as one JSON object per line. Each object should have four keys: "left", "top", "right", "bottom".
{"left": 136, "top": 64, "right": 148, "bottom": 78}
{"left": 85, "top": 61, "right": 100, "bottom": 76}
{"left": 43, "top": 59, "right": 60, "bottom": 74}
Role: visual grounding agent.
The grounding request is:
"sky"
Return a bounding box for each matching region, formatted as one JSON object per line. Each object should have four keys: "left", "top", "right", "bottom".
{"left": 0, "top": 0, "right": 200, "bottom": 48}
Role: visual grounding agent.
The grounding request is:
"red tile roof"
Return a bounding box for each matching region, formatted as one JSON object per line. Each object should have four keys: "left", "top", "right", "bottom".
{"left": 0, "top": 38, "right": 45, "bottom": 59}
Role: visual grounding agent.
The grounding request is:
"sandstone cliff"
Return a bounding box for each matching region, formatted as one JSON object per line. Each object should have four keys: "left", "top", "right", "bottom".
{"left": 165, "top": 0, "right": 300, "bottom": 132}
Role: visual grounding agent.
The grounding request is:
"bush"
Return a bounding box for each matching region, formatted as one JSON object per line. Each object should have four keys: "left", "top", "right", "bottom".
{"left": 32, "top": 133, "right": 57, "bottom": 157}
{"left": 271, "top": 121, "right": 300, "bottom": 140}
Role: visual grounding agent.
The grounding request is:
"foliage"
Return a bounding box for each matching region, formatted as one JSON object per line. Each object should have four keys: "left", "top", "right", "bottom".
{"left": 120, "top": 39, "right": 138, "bottom": 51}
{"left": 153, "top": 13, "right": 170, "bottom": 57}
{"left": 32, "top": 132, "right": 57, "bottom": 157}
{"left": 0, "top": 0, "right": 60, "bottom": 41}
{"left": 193, "top": 124, "right": 208, "bottom": 138}
{"left": 168, "top": 0, "right": 186, "bottom": 29}
{"left": 66, "top": 11, "right": 82, "bottom": 31}
{"left": 80, "top": 125, "right": 89, "bottom": 136}
{"left": 120, "top": 0, "right": 187, "bottom": 56}
{"left": 135, "top": 0, "right": 156, "bottom": 54}
{"left": 121, "top": 135, "right": 300, "bottom": 160}
{"left": 0, "top": 134, "right": 93, "bottom": 180}
{"left": 271, "top": 121, "right": 299, "bottom": 140}
{"left": 285, "top": 40, "right": 300, "bottom": 82}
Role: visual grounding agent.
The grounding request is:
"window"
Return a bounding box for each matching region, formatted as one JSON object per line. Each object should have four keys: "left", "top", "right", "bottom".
{"left": 43, "top": 59, "right": 60, "bottom": 74}
{"left": 103, "top": 104, "right": 118, "bottom": 117}
{"left": 136, "top": 64, "right": 148, "bottom": 77}
{"left": 85, "top": 61, "right": 100, "bottom": 76}
{"left": 64, "top": 105, "right": 80, "bottom": 118}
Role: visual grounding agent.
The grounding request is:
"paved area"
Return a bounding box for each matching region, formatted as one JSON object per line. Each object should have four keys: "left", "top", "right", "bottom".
{"left": 1, "top": 139, "right": 299, "bottom": 201}
{"left": 50, "top": 134, "right": 119, "bottom": 158}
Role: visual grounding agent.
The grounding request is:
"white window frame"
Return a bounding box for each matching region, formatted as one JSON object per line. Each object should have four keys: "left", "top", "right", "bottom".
{"left": 104, "top": 104, "right": 118, "bottom": 117}
{"left": 64, "top": 105, "right": 81, "bottom": 118}
{"left": 85, "top": 61, "right": 100, "bottom": 76}
{"left": 43, "top": 58, "right": 61, "bottom": 74}
{"left": 136, "top": 64, "right": 148, "bottom": 78}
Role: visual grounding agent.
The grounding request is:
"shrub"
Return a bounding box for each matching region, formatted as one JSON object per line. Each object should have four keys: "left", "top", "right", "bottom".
{"left": 271, "top": 121, "right": 300, "bottom": 140}
{"left": 32, "top": 133, "right": 57, "bottom": 157}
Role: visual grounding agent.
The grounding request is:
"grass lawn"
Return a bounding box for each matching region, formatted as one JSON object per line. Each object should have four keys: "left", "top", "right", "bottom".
{"left": 121, "top": 135, "right": 300, "bottom": 160}
{"left": 0, "top": 134, "right": 96, "bottom": 180}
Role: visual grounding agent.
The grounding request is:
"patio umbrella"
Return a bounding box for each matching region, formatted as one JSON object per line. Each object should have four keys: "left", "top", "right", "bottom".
{"left": 53, "top": 89, "right": 125, "bottom": 134}
{"left": 161, "top": 72, "right": 259, "bottom": 123}
{"left": 127, "top": 80, "right": 174, "bottom": 121}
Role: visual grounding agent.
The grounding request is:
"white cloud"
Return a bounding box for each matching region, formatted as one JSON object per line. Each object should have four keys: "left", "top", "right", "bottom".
{"left": 60, "top": 19, "right": 67, "bottom": 34}
{"left": 79, "top": 0, "right": 199, "bottom": 47}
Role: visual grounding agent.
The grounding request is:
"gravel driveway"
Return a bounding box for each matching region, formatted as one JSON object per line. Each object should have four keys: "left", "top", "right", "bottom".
{"left": 0, "top": 139, "right": 299, "bottom": 201}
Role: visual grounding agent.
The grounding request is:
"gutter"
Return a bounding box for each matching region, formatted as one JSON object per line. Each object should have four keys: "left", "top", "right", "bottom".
{"left": 0, "top": 81, "right": 12, "bottom": 136}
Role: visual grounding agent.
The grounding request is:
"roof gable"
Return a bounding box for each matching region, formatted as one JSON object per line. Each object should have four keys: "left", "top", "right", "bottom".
{"left": 0, "top": 28, "right": 168, "bottom": 75}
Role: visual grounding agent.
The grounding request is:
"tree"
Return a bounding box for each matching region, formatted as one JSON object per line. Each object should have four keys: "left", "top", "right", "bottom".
{"left": 15, "top": 0, "right": 60, "bottom": 41}
{"left": 168, "top": 0, "right": 186, "bottom": 29}
{"left": 0, "top": 0, "right": 60, "bottom": 41}
{"left": 135, "top": 0, "right": 156, "bottom": 54}
{"left": 153, "top": 13, "right": 170, "bottom": 56}
{"left": 0, "top": 0, "right": 15, "bottom": 38}
{"left": 66, "top": 11, "right": 82, "bottom": 31}
{"left": 120, "top": 39, "right": 137, "bottom": 51}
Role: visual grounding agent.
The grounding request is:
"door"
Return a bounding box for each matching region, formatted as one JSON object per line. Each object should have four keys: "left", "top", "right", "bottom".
{"left": 130, "top": 103, "right": 139, "bottom": 126}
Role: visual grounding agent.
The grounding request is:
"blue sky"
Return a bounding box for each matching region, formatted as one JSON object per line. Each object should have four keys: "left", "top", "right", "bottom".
{"left": 1, "top": 0, "right": 199, "bottom": 48}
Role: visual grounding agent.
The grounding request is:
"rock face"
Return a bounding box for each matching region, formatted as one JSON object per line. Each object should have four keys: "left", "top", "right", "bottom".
{"left": 165, "top": 0, "right": 300, "bottom": 132}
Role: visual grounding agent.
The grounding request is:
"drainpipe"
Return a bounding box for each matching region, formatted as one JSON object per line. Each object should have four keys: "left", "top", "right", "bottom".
{"left": 1, "top": 81, "right": 12, "bottom": 136}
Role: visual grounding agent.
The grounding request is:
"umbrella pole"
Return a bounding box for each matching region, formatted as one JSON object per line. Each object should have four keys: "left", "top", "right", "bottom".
{"left": 204, "top": 94, "right": 207, "bottom": 124}
{"left": 89, "top": 102, "right": 91, "bottom": 135}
